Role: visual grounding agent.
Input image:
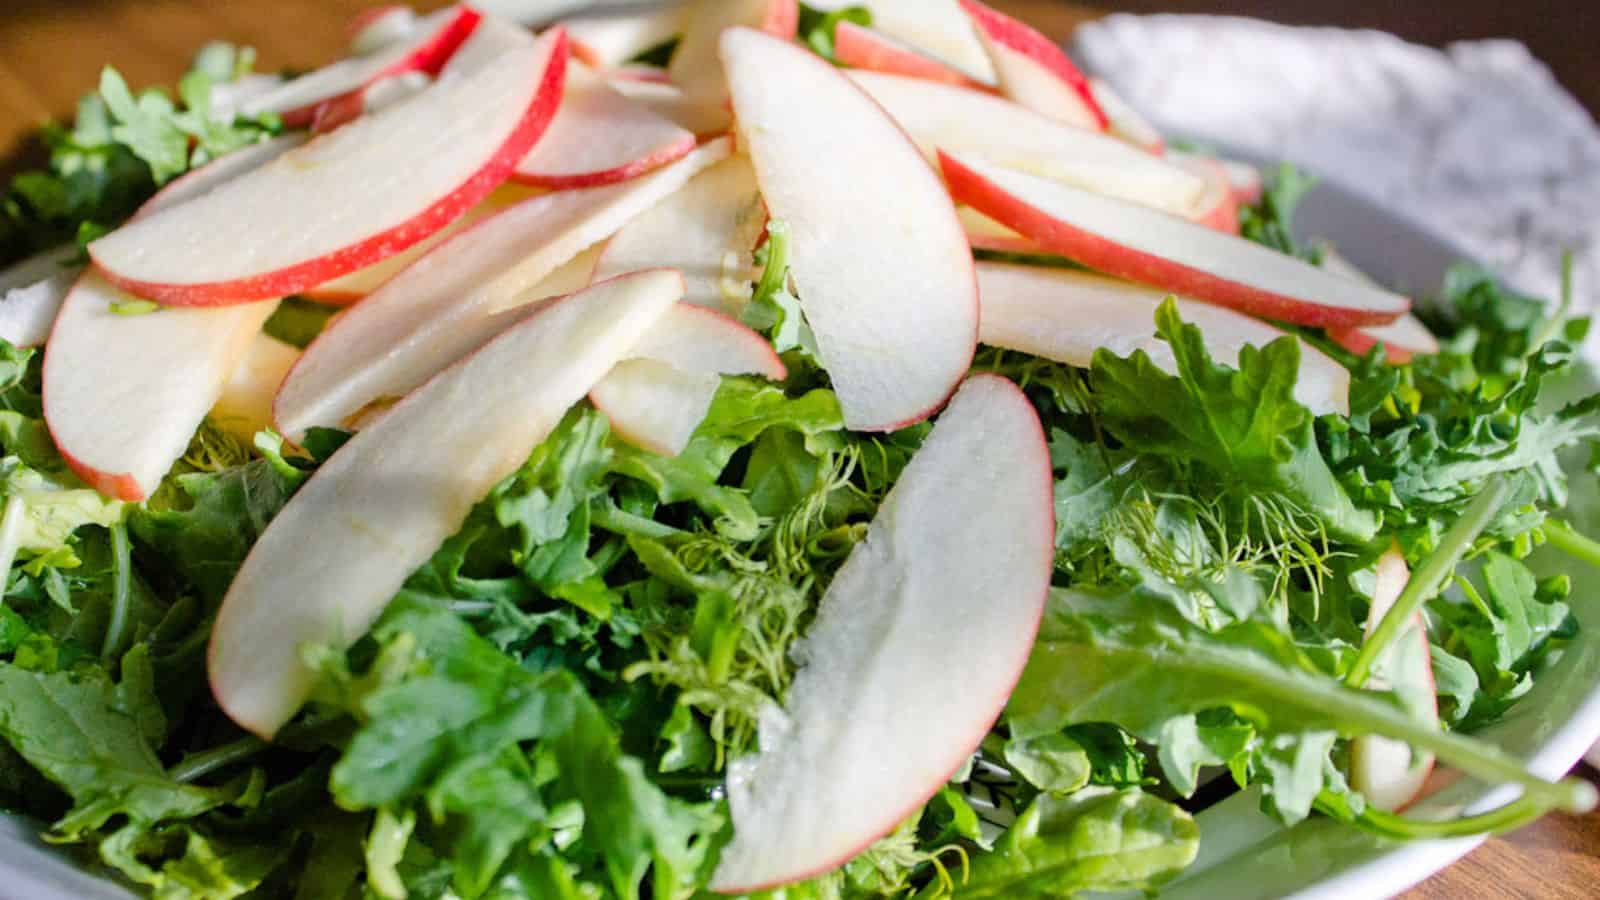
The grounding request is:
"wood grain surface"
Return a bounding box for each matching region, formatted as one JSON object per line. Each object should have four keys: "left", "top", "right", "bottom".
{"left": 1, "top": 2, "right": 1598, "bottom": 898}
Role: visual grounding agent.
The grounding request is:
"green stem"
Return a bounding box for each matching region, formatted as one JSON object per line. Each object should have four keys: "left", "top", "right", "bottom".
{"left": 1347, "top": 478, "right": 1512, "bottom": 688}
{"left": 752, "top": 219, "right": 792, "bottom": 307}
{"left": 1527, "top": 251, "right": 1575, "bottom": 353}
{"left": 1545, "top": 519, "right": 1600, "bottom": 570}
{"left": 1351, "top": 794, "right": 1550, "bottom": 840}
{"left": 100, "top": 521, "right": 132, "bottom": 662}
{"left": 168, "top": 735, "right": 266, "bottom": 783}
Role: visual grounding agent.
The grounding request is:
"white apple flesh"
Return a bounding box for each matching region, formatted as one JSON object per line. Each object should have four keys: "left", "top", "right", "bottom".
{"left": 1351, "top": 546, "right": 1439, "bottom": 812}
{"left": 565, "top": 5, "right": 689, "bottom": 68}
{"left": 1319, "top": 248, "right": 1440, "bottom": 362}
{"left": 0, "top": 246, "right": 82, "bottom": 349}
{"left": 941, "top": 151, "right": 1412, "bottom": 328}
{"left": 211, "top": 334, "right": 302, "bottom": 444}
{"left": 669, "top": 0, "right": 799, "bottom": 107}
{"left": 710, "top": 374, "right": 1054, "bottom": 893}
{"left": 514, "top": 64, "right": 697, "bottom": 188}
{"left": 958, "top": 0, "right": 1106, "bottom": 130}
{"left": 274, "top": 139, "right": 732, "bottom": 442}
{"left": 975, "top": 263, "right": 1350, "bottom": 416}
{"left": 723, "top": 28, "right": 978, "bottom": 431}
{"left": 1168, "top": 152, "right": 1241, "bottom": 234}
{"left": 592, "top": 155, "right": 766, "bottom": 312}
{"left": 846, "top": 72, "right": 1205, "bottom": 217}
{"left": 210, "top": 270, "right": 685, "bottom": 738}
{"left": 957, "top": 207, "right": 1041, "bottom": 255}
{"left": 347, "top": 5, "right": 418, "bottom": 56}
{"left": 90, "top": 29, "right": 569, "bottom": 306}
{"left": 833, "top": 20, "right": 989, "bottom": 90}
{"left": 609, "top": 79, "right": 732, "bottom": 138}
{"left": 808, "top": 0, "right": 997, "bottom": 84}
{"left": 1089, "top": 77, "right": 1164, "bottom": 154}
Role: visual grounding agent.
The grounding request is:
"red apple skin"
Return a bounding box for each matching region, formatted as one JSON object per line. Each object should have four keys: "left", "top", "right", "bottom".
{"left": 939, "top": 150, "right": 1403, "bottom": 329}
{"left": 833, "top": 21, "right": 991, "bottom": 92}
{"left": 1330, "top": 328, "right": 1411, "bottom": 363}
{"left": 511, "top": 133, "right": 698, "bottom": 190}
{"left": 1169, "top": 155, "right": 1241, "bottom": 234}
{"left": 956, "top": 0, "right": 1107, "bottom": 130}
{"left": 282, "top": 6, "right": 483, "bottom": 129}
{"left": 608, "top": 64, "right": 673, "bottom": 84}
{"left": 711, "top": 373, "right": 1054, "bottom": 894}
{"left": 92, "top": 29, "right": 570, "bottom": 308}
{"left": 346, "top": 4, "right": 408, "bottom": 43}
{"left": 760, "top": 0, "right": 801, "bottom": 38}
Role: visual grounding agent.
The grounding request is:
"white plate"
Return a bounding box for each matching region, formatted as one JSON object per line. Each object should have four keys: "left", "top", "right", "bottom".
{"left": 1, "top": 131, "right": 1597, "bottom": 900}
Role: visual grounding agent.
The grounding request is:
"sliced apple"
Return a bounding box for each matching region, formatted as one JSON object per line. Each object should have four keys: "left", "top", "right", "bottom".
{"left": 723, "top": 29, "right": 977, "bottom": 431}
{"left": 1351, "top": 545, "right": 1439, "bottom": 812}
{"left": 91, "top": 29, "right": 569, "bottom": 306}
{"left": 347, "top": 5, "right": 418, "bottom": 56}
{"left": 0, "top": 246, "right": 81, "bottom": 349}
{"left": 1168, "top": 152, "right": 1241, "bottom": 234}
{"left": 274, "top": 139, "right": 732, "bottom": 442}
{"left": 1089, "top": 77, "right": 1163, "bottom": 154}
{"left": 606, "top": 79, "right": 728, "bottom": 138}
{"left": 592, "top": 155, "right": 766, "bottom": 311}
{"left": 308, "top": 70, "right": 432, "bottom": 134}
{"left": 565, "top": 5, "right": 689, "bottom": 68}
{"left": 809, "top": 0, "right": 996, "bottom": 85}
{"left": 515, "top": 64, "right": 697, "bottom": 188}
{"left": 210, "top": 270, "right": 685, "bottom": 738}
{"left": 1220, "top": 157, "right": 1264, "bottom": 205}
{"left": 610, "top": 64, "right": 673, "bottom": 84}
{"left": 833, "top": 21, "right": 989, "bottom": 91}
{"left": 591, "top": 303, "right": 785, "bottom": 456}
{"left": 976, "top": 263, "right": 1350, "bottom": 416}
{"left": 846, "top": 72, "right": 1205, "bottom": 216}
{"left": 941, "top": 151, "right": 1411, "bottom": 328}
{"left": 1319, "top": 249, "right": 1439, "bottom": 362}
{"left": 211, "top": 333, "right": 302, "bottom": 443}
{"left": 957, "top": 0, "right": 1106, "bottom": 131}
{"left": 957, "top": 206, "right": 1040, "bottom": 255}
{"left": 142, "top": 134, "right": 308, "bottom": 213}
{"left": 711, "top": 374, "right": 1053, "bottom": 892}
{"left": 669, "top": 0, "right": 799, "bottom": 107}
{"left": 239, "top": 5, "right": 482, "bottom": 128}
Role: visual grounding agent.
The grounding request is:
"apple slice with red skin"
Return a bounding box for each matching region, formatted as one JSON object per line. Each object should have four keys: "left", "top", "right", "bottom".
{"left": 669, "top": 0, "right": 799, "bottom": 106}
{"left": 1089, "top": 77, "right": 1164, "bottom": 154}
{"left": 303, "top": 183, "right": 542, "bottom": 304}
{"left": 833, "top": 21, "right": 990, "bottom": 91}
{"left": 957, "top": 0, "right": 1106, "bottom": 131}
{"left": 42, "top": 134, "right": 313, "bottom": 500}
{"left": 211, "top": 333, "right": 303, "bottom": 444}
{"left": 710, "top": 374, "right": 1053, "bottom": 893}
{"left": 1168, "top": 152, "right": 1241, "bottom": 234}
{"left": 0, "top": 246, "right": 82, "bottom": 349}
{"left": 941, "top": 151, "right": 1412, "bottom": 328}
{"left": 347, "top": 5, "right": 417, "bottom": 56}
{"left": 566, "top": 5, "right": 689, "bottom": 68}
{"left": 308, "top": 71, "right": 432, "bottom": 134}
{"left": 723, "top": 28, "right": 978, "bottom": 431}
{"left": 976, "top": 262, "right": 1350, "bottom": 416}
{"left": 240, "top": 5, "right": 481, "bottom": 128}
{"left": 592, "top": 155, "right": 766, "bottom": 312}
{"left": 610, "top": 64, "right": 673, "bottom": 84}
{"left": 91, "top": 29, "right": 569, "bottom": 307}
{"left": 210, "top": 270, "right": 685, "bottom": 738}
{"left": 1319, "top": 248, "right": 1440, "bottom": 362}
{"left": 1220, "top": 157, "right": 1264, "bottom": 205}
{"left": 514, "top": 64, "right": 697, "bottom": 188}
{"left": 847, "top": 72, "right": 1205, "bottom": 216}
{"left": 608, "top": 78, "right": 732, "bottom": 138}
{"left": 1351, "top": 546, "right": 1439, "bottom": 812}
{"left": 957, "top": 206, "right": 1041, "bottom": 255}
{"left": 591, "top": 304, "right": 786, "bottom": 455}
{"left": 809, "top": 0, "right": 997, "bottom": 84}
{"left": 274, "top": 139, "right": 732, "bottom": 442}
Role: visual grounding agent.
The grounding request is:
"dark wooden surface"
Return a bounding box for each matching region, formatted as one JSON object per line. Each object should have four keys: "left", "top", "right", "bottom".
{"left": 1, "top": 2, "right": 1598, "bottom": 897}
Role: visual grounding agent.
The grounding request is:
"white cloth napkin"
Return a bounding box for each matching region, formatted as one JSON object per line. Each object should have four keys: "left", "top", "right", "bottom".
{"left": 1073, "top": 14, "right": 1600, "bottom": 306}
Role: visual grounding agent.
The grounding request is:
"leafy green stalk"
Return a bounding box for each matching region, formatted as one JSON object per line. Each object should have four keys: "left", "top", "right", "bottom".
{"left": 1544, "top": 519, "right": 1600, "bottom": 570}
{"left": 1346, "top": 476, "right": 1511, "bottom": 688}
{"left": 98, "top": 521, "right": 132, "bottom": 661}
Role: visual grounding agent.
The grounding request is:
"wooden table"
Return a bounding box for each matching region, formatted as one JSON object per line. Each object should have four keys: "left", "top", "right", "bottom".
{"left": 1, "top": 2, "right": 1598, "bottom": 897}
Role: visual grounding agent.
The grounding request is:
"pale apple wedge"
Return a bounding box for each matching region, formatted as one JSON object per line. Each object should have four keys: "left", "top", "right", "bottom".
{"left": 1220, "top": 157, "right": 1264, "bottom": 205}
{"left": 347, "top": 5, "right": 417, "bottom": 56}
{"left": 274, "top": 139, "right": 732, "bottom": 442}
{"left": 1351, "top": 546, "right": 1439, "bottom": 812}
{"left": 957, "top": 206, "right": 1041, "bottom": 255}
{"left": 609, "top": 79, "right": 732, "bottom": 138}
{"left": 846, "top": 72, "right": 1205, "bottom": 216}
{"left": 1319, "top": 248, "right": 1440, "bottom": 362}
{"left": 941, "top": 151, "right": 1411, "bottom": 328}
{"left": 610, "top": 64, "right": 673, "bottom": 83}
{"left": 592, "top": 155, "right": 766, "bottom": 311}
{"left": 515, "top": 64, "right": 697, "bottom": 188}
{"left": 975, "top": 263, "right": 1350, "bottom": 416}
{"left": 240, "top": 5, "right": 481, "bottom": 128}
{"left": 723, "top": 29, "right": 977, "bottom": 431}
{"left": 809, "top": 0, "right": 996, "bottom": 84}
{"left": 592, "top": 304, "right": 786, "bottom": 456}
{"left": 566, "top": 5, "right": 689, "bottom": 68}
{"left": 833, "top": 21, "right": 989, "bottom": 91}
{"left": 669, "top": 0, "right": 799, "bottom": 107}
{"left": 711, "top": 374, "right": 1053, "bottom": 892}
{"left": 308, "top": 71, "right": 432, "bottom": 134}
{"left": 91, "top": 29, "right": 569, "bottom": 306}
{"left": 303, "top": 183, "right": 543, "bottom": 304}
{"left": 43, "top": 274, "right": 277, "bottom": 501}
{"left": 1089, "top": 77, "right": 1164, "bottom": 154}
{"left": 1168, "top": 152, "right": 1241, "bottom": 234}
{"left": 210, "top": 270, "right": 685, "bottom": 738}
{"left": 211, "top": 333, "right": 303, "bottom": 443}
{"left": 958, "top": 0, "right": 1106, "bottom": 130}
{"left": 0, "top": 246, "right": 81, "bottom": 349}
{"left": 142, "top": 134, "right": 308, "bottom": 212}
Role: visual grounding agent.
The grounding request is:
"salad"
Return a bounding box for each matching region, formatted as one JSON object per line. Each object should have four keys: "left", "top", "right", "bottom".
{"left": 0, "top": 1, "right": 1596, "bottom": 897}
